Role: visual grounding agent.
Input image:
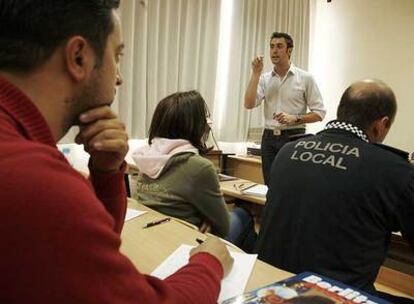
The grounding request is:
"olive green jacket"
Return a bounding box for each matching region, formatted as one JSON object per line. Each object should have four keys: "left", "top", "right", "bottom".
{"left": 134, "top": 153, "right": 230, "bottom": 237}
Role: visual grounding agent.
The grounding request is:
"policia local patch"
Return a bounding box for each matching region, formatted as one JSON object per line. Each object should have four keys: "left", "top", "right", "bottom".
{"left": 290, "top": 140, "right": 360, "bottom": 170}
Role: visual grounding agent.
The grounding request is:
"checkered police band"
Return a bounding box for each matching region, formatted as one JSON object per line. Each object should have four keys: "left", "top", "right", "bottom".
{"left": 324, "top": 120, "right": 369, "bottom": 143}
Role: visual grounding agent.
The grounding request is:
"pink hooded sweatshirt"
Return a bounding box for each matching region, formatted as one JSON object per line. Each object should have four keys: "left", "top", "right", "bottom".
{"left": 132, "top": 138, "right": 199, "bottom": 179}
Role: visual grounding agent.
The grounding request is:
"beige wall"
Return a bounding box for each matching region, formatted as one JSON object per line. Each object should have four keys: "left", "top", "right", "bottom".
{"left": 309, "top": 0, "right": 414, "bottom": 153}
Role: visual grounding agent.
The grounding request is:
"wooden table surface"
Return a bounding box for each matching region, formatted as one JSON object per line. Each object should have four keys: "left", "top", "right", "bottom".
{"left": 225, "top": 155, "right": 264, "bottom": 184}
{"left": 120, "top": 199, "right": 291, "bottom": 292}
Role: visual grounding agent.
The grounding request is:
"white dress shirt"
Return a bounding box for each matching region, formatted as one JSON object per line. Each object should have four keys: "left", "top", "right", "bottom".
{"left": 255, "top": 64, "right": 326, "bottom": 129}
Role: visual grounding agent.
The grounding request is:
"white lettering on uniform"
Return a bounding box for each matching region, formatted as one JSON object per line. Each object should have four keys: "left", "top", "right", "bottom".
{"left": 291, "top": 150, "right": 299, "bottom": 160}
{"left": 347, "top": 147, "right": 360, "bottom": 157}
{"left": 299, "top": 152, "right": 313, "bottom": 161}
{"left": 335, "top": 157, "right": 347, "bottom": 170}
{"left": 322, "top": 155, "right": 336, "bottom": 167}
{"left": 288, "top": 140, "right": 363, "bottom": 171}
{"left": 312, "top": 153, "right": 325, "bottom": 164}
{"left": 314, "top": 141, "right": 327, "bottom": 151}
{"left": 290, "top": 151, "right": 348, "bottom": 170}
{"left": 304, "top": 141, "right": 316, "bottom": 149}
{"left": 295, "top": 141, "right": 306, "bottom": 148}
{"left": 329, "top": 143, "right": 342, "bottom": 153}
{"left": 296, "top": 140, "right": 360, "bottom": 157}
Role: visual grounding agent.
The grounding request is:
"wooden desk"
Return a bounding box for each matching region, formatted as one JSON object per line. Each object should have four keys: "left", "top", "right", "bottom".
{"left": 120, "top": 200, "right": 292, "bottom": 291}
{"left": 220, "top": 179, "right": 266, "bottom": 206}
{"left": 205, "top": 150, "right": 224, "bottom": 172}
{"left": 377, "top": 233, "right": 414, "bottom": 297}
{"left": 121, "top": 200, "right": 413, "bottom": 299}
{"left": 225, "top": 155, "right": 264, "bottom": 184}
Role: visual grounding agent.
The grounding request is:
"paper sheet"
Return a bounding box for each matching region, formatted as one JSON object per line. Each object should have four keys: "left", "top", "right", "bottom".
{"left": 152, "top": 244, "right": 257, "bottom": 303}
{"left": 242, "top": 184, "right": 268, "bottom": 197}
{"left": 125, "top": 208, "right": 147, "bottom": 221}
{"left": 218, "top": 173, "right": 238, "bottom": 181}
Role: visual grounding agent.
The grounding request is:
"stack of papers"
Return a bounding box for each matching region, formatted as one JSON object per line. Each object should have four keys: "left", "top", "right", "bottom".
{"left": 152, "top": 244, "right": 257, "bottom": 303}
{"left": 241, "top": 184, "right": 268, "bottom": 197}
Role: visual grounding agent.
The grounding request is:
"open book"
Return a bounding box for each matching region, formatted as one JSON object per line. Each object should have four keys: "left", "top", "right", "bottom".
{"left": 222, "top": 272, "right": 390, "bottom": 304}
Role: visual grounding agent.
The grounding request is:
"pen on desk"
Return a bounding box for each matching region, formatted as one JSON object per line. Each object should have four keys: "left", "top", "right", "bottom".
{"left": 196, "top": 236, "right": 239, "bottom": 249}
{"left": 142, "top": 217, "right": 171, "bottom": 229}
{"left": 239, "top": 183, "right": 257, "bottom": 191}
{"left": 233, "top": 183, "right": 244, "bottom": 190}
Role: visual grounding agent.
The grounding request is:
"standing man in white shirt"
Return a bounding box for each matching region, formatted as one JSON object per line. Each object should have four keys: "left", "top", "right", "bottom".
{"left": 244, "top": 32, "right": 326, "bottom": 185}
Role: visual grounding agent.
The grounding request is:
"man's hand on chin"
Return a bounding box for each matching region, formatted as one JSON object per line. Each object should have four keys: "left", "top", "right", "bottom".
{"left": 75, "top": 105, "right": 129, "bottom": 174}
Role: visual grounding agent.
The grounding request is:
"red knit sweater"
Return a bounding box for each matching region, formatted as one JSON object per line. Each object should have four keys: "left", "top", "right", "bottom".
{"left": 0, "top": 77, "right": 223, "bottom": 303}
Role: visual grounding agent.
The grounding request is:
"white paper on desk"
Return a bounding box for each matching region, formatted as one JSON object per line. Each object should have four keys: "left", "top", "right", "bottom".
{"left": 241, "top": 184, "right": 268, "bottom": 197}
{"left": 125, "top": 208, "right": 147, "bottom": 221}
{"left": 152, "top": 244, "right": 257, "bottom": 303}
{"left": 218, "top": 173, "right": 238, "bottom": 182}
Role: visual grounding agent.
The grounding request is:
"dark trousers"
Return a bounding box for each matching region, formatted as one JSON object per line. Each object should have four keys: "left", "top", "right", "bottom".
{"left": 226, "top": 206, "right": 257, "bottom": 253}
{"left": 261, "top": 128, "right": 305, "bottom": 185}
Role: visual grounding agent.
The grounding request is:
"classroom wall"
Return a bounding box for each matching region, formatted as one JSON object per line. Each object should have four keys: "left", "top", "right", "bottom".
{"left": 308, "top": 0, "right": 414, "bottom": 153}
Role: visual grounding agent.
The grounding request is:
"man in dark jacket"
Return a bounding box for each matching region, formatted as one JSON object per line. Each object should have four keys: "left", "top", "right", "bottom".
{"left": 256, "top": 79, "right": 414, "bottom": 303}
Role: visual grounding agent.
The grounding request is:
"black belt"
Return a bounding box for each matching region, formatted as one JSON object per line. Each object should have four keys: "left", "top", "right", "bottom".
{"left": 264, "top": 128, "right": 305, "bottom": 136}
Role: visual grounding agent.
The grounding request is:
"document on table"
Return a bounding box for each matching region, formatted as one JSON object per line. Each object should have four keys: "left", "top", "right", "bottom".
{"left": 152, "top": 244, "right": 257, "bottom": 303}
{"left": 125, "top": 208, "right": 147, "bottom": 221}
{"left": 218, "top": 173, "right": 238, "bottom": 181}
{"left": 241, "top": 184, "right": 268, "bottom": 197}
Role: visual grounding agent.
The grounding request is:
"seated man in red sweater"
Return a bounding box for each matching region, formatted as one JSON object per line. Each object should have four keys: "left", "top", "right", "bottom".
{"left": 0, "top": 0, "right": 233, "bottom": 303}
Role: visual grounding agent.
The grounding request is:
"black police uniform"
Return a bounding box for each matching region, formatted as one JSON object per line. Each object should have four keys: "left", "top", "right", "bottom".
{"left": 256, "top": 121, "right": 414, "bottom": 296}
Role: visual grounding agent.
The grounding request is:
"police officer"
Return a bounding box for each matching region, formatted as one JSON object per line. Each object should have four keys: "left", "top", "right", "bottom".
{"left": 256, "top": 79, "right": 414, "bottom": 303}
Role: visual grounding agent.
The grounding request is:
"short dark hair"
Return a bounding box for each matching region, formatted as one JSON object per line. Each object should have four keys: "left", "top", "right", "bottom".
{"left": 0, "top": 0, "right": 120, "bottom": 72}
{"left": 270, "top": 32, "right": 294, "bottom": 49}
{"left": 337, "top": 80, "right": 397, "bottom": 131}
{"left": 148, "top": 91, "right": 212, "bottom": 155}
